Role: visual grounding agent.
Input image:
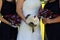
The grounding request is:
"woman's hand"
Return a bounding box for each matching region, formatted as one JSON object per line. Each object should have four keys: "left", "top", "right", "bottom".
{"left": 42, "top": 18, "right": 53, "bottom": 24}
{"left": 23, "top": 18, "right": 26, "bottom": 23}
{"left": 10, "top": 23, "right": 18, "bottom": 28}
{"left": 43, "top": 16, "right": 60, "bottom": 24}
{"left": 46, "top": 18, "right": 53, "bottom": 24}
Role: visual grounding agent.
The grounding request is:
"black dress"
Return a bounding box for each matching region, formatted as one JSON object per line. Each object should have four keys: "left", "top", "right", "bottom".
{"left": 0, "top": 0, "right": 18, "bottom": 40}
{"left": 44, "top": 0, "right": 60, "bottom": 40}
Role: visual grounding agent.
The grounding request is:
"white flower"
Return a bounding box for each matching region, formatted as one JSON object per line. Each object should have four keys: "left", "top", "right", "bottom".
{"left": 26, "top": 15, "right": 39, "bottom": 27}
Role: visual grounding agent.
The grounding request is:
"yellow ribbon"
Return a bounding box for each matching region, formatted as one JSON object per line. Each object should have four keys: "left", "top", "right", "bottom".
{"left": 40, "top": 18, "right": 45, "bottom": 40}
{"left": 40, "top": 1, "right": 45, "bottom": 40}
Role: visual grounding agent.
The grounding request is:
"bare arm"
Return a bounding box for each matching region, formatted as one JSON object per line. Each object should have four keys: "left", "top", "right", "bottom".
{"left": 51, "top": 16, "right": 60, "bottom": 23}
{"left": 0, "top": 0, "right": 11, "bottom": 25}
{"left": 0, "top": 0, "right": 2, "bottom": 11}
{"left": 0, "top": 16, "right": 11, "bottom": 25}
{"left": 43, "top": 16, "right": 60, "bottom": 24}
{"left": 16, "top": 0, "right": 26, "bottom": 22}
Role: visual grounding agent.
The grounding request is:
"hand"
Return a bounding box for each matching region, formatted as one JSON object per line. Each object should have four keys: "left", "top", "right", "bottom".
{"left": 46, "top": 18, "right": 52, "bottom": 24}
{"left": 42, "top": 18, "right": 47, "bottom": 24}
{"left": 11, "top": 25, "right": 18, "bottom": 28}
{"left": 43, "top": 18, "right": 53, "bottom": 24}
{"left": 22, "top": 17, "right": 26, "bottom": 23}
{"left": 9, "top": 23, "right": 18, "bottom": 28}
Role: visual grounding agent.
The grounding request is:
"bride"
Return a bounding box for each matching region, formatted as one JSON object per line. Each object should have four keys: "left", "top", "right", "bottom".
{"left": 16, "top": 0, "right": 42, "bottom": 40}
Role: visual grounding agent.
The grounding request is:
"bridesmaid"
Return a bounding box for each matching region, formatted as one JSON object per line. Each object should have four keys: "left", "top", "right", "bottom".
{"left": 0, "top": 0, "right": 18, "bottom": 40}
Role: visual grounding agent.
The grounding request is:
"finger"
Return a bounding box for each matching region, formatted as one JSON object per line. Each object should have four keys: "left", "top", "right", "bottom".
{"left": 11, "top": 25, "right": 18, "bottom": 28}
{"left": 42, "top": 19, "right": 47, "bottom": 24}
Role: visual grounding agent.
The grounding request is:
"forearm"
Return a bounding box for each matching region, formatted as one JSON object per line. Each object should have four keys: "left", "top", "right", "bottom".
{"left": 0, "top": 16, "right": 11, "bottom": 25}
{"left": 0, "top": 0, "right": 2, "bottom": 11}
{"left": 51, "top": 16, "right": 60, "bottom": 23}
{"left": 16, "top": 0, "right": 25, "bottom": 22}
{"left": 16, "top": 9, "right": 26, "bottom": 22}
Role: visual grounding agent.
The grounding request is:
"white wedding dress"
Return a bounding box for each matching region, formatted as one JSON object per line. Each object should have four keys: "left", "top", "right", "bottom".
{"left": 17, "top": 0, "right": 42, "bottom": 40}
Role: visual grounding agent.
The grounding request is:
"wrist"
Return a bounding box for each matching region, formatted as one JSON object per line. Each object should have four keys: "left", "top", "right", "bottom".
{"left": 9, "top": 23, "right": 12, "bottom": 26}
{"left": 50, "top": 19, "right": 53, "bottom": 23}
{"left": 49, "top": 19, "right": 54, "bottom": 24}
{"left": 23, "top": 18, "right": 26, "bottom": 22}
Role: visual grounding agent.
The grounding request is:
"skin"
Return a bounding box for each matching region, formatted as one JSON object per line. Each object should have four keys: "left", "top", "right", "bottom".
{"left": 16, "top": 0, "right": 26, "bottom": 22}
{"left": 6, "top": 0, "right": 17, "bottom": 2}
{"left": 0, "top": 16, "right": 11, "bottom": 25}
{"left": 6, "top": 0, "right": 13, "bottom": 2}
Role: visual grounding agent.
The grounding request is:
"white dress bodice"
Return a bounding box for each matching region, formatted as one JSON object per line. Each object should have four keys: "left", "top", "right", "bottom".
{"left": 23, "top": 0, "right": 41, "bottom": 17}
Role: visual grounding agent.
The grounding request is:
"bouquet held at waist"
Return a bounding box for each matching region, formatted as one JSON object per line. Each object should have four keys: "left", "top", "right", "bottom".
{"left": 4, "top": 14, "right": 21, "bottom": 27}
{"left": 40, "top": 9, "right": 59, "bottom": 19}
{"left": 26, "top": 14, "right": 39, "bottom": 33}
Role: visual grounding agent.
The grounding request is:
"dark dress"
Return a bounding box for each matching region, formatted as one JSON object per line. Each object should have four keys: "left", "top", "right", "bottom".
{"left": 0, "top": 0, "right": 18, "bottom": 40}
{"left": 44, "top": 0, "right": 60, "bottom": 40}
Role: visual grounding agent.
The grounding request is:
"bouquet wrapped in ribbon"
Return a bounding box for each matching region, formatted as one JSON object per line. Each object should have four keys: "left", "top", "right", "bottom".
{"left": 4, "top": 14, "right": 21, "bottom": 26}
{"left": 26, "top": 14, "right": 39, "bottom": 33}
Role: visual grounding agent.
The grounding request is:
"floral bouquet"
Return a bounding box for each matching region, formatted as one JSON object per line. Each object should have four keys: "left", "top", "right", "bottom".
{"left": 5, "top": 14, "right": 21, "bottom": 27}
{"left": 40, "top": 9, "right": 53, "bottom": 19}
{"left": 26, "top": 14, "right": 39, "bottom": 33}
